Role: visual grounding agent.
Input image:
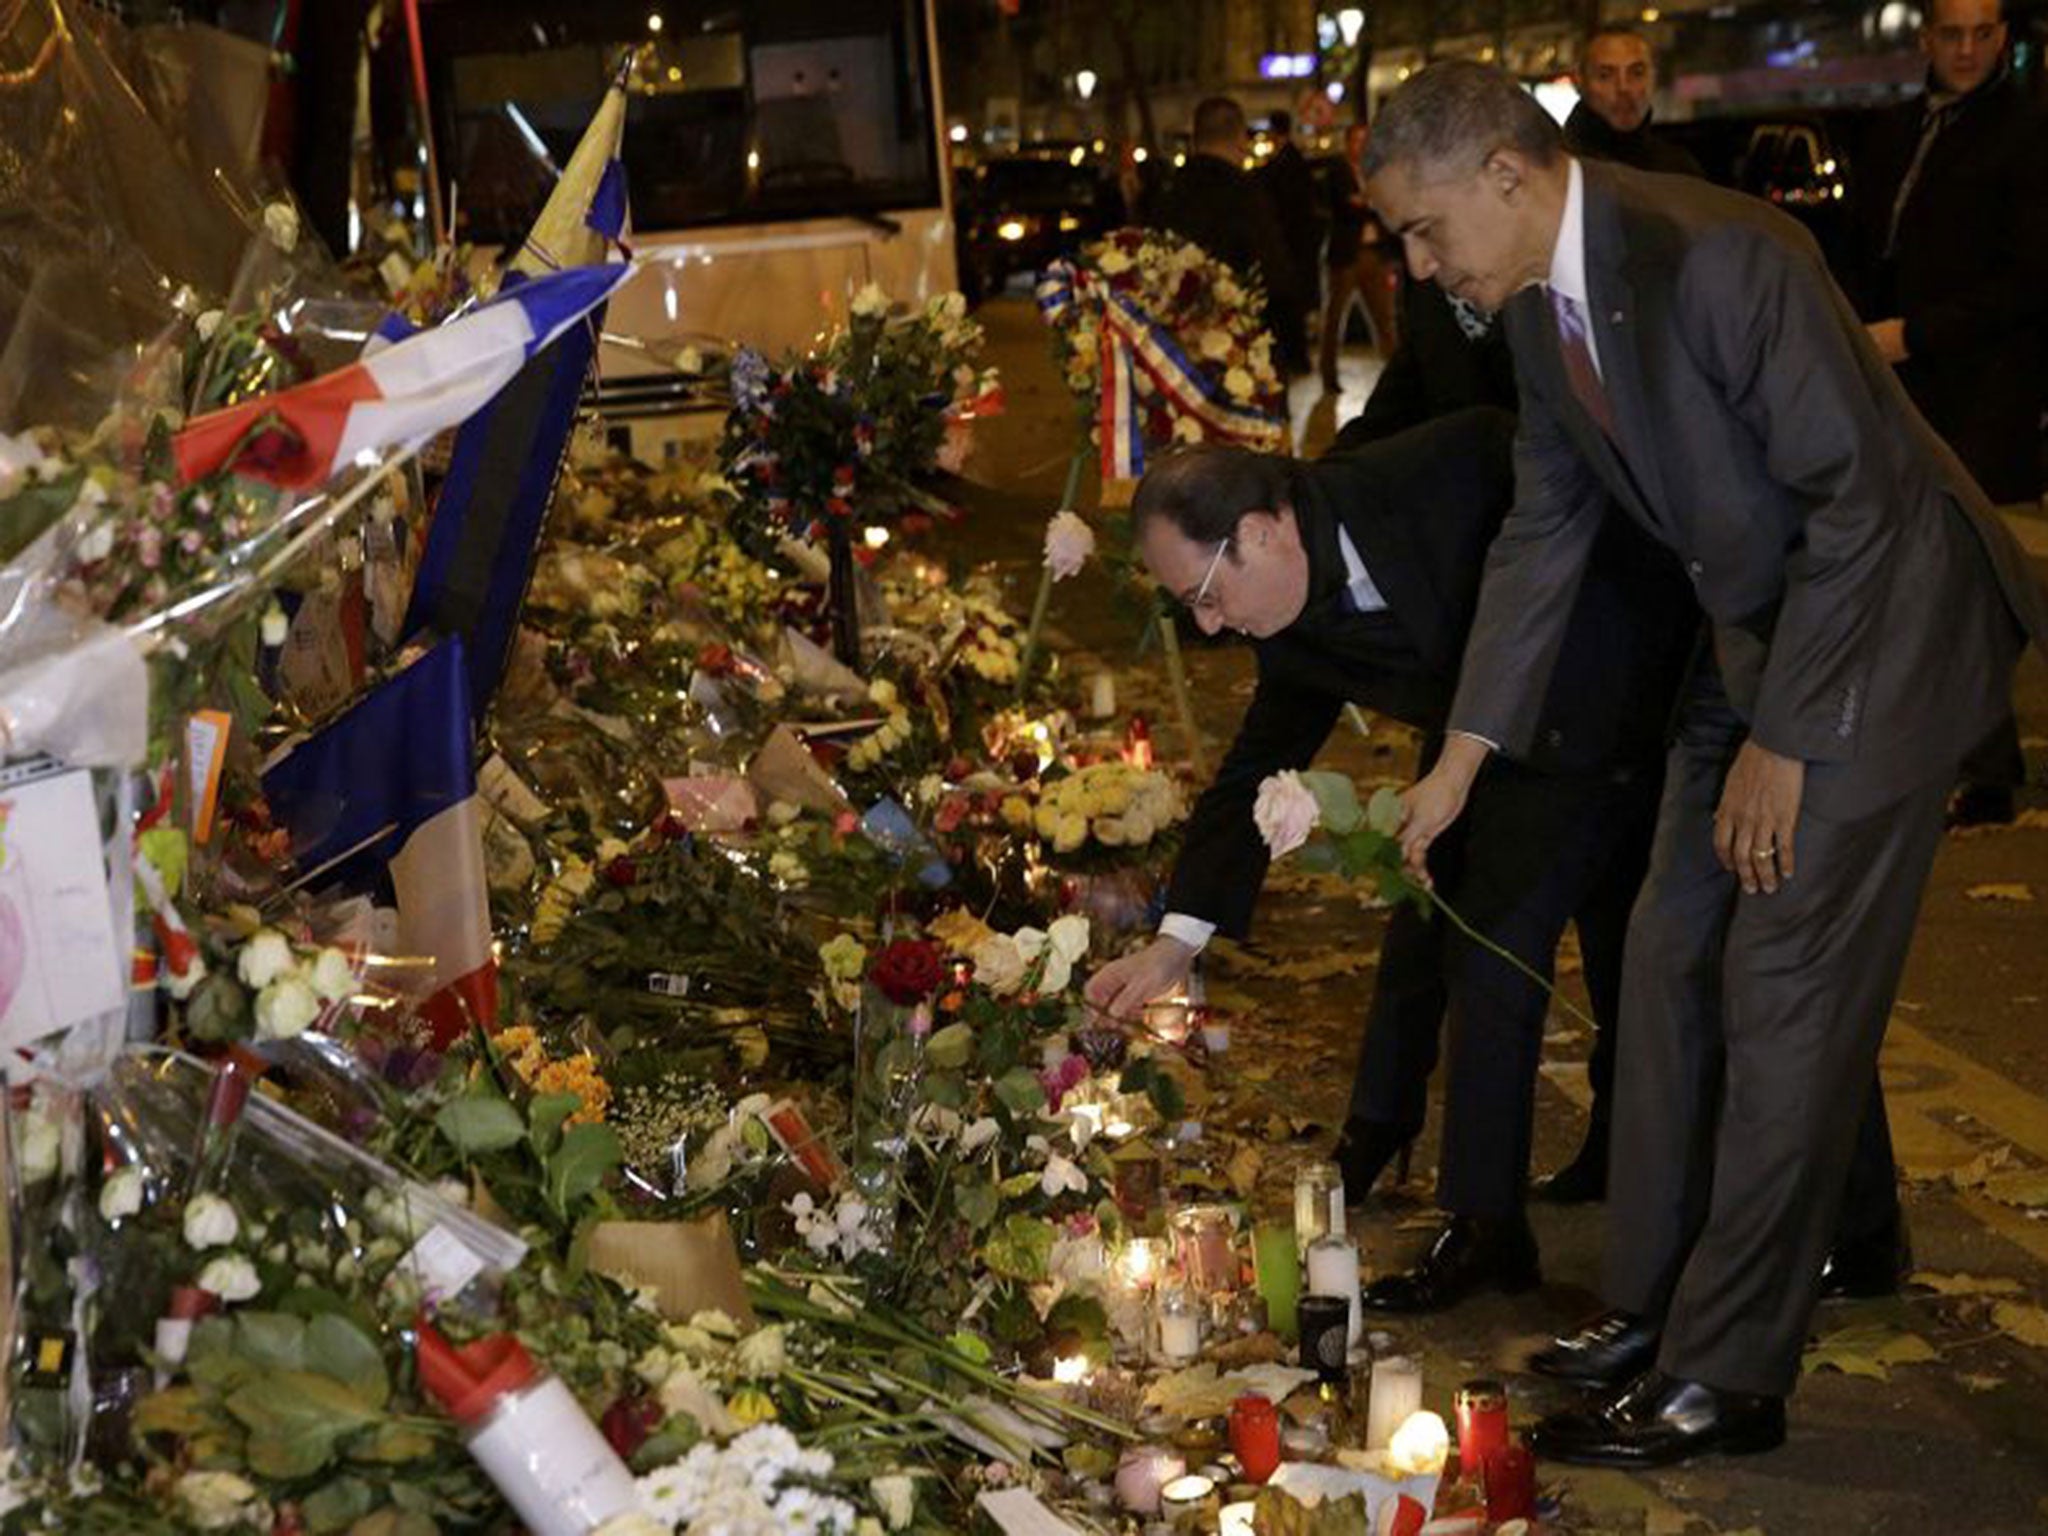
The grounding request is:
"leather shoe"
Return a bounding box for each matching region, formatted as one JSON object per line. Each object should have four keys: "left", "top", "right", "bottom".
{"left": 1332, "top": 1119, "right": 1418, "bottom": 1203}
{"left": 1947, "top": 784, "right": 2016, "bottom": 829}
{"left": 1528, "top": 1307, "right": 1659, "bottom": 1387}
{"left": 1527, "top": 1370, "right": 1785, "bottom": 1467}
{"left": 1360, "top": 1214, "right": 1539, "bottom": 1313}
{"left": 1534, "top": 1124, "right": 1608, "bottom": 1204}
{"left": 1818, "top": 1220, "right": 1911, "bottom": 1301}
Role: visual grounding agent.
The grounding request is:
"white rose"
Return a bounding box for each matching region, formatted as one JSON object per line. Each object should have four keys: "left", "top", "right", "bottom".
{"left": 164, "top": 951, "right": 207, "bottom": 1000}
{"left": 308, "top": 947, "right": 356, "bottom": 1003}
{"left": 197, "top": 1254, "right": 261, "bottom": 1303}
{"left": 175, "top": 1470, "right": 267, "bottom": 1531}
{"left": 262, "top": 202, "right": 300, "bottom": 252}
{"left": 687, "top": 1123, "right": 740, "bottom": 1191}
{"left": 593, "top": 1516, "right": 668, "bottom": 1536}
{"left": 183, "top": 1193, "right": 240, "bottom": 1250}
{"left": 75, "top": 519, "right": 115, "bottom": 564}
{"left": 972, "top": 934, "right": 1027, "bottom": 995}
{"left": 736, "top": 1325, "right": 788, "bottom": 1377}
{"left": 1042, "top": 509, "right": 1096, "bottom": 581}
{"left": 255, "top": 975, "right": 322, "bottom": 1040}
{"left": 1199, "top": 328, "right": 1232, "bottom": 361}
{"left": 676, "top": 345, "right": 704, "bottom": 375}
{"left": 850, "top": 282, "right": 890, "bottom": 318}
{"left": 1046, "top": 914, "right": 1091, "bottom": 965}
{"left": 16, "top": 1108, "right": 60, "bottom": 1184}
{"left": 1224, "top": 366, "right": 1255, "bottom": 402}
{"left": 99, "top": 1165, "right": 145, "bottom": 1222}
{"left": 1252, "top": 770, "right": 1321, "bottom": 858}
{"left": 959, "top": 1117, "right": 1001, "bottom": 1153}
{"left": 1171, "top": 414, "right": 1204, "bottom": 444}
{"left": 1039, "top": 1153, "right": 1088, "bottom": 1199}
{"left": 195, "top": 309, "right": 224, "bottom": 341}
{"left": 236, "top": 928, "right": 295, "bottom": 989}
{"left": 1097, "top": 248, "right": 1132, "bottom": 275}
{"left": 259, "top": 603, "right": 289, "bottom": 647}
{"left": 871, "top": 1473, "right": 916, "bottom": 1530}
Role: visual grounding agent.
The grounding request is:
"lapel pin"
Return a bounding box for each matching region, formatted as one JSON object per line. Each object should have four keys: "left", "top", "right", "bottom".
{"left": 1609, "top": 309, "right": 1626, "bottom": 324}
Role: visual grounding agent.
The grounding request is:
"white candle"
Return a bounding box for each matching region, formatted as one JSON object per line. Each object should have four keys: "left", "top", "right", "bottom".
{"left": 1219, "top": 1501, "right": 1257, "bottom": 1536}
{"left": 1090, "top": 673, "right": 1117, "bottom": 719}
{"left": 1157, "top": 1309, "right": 1202, "bottom": 1362}
{"left": 1305, "top": 1235, "right": 1362, "bottom": 1348}
{"left": 1365, "top": 1355, "right": 1425, "bottom": 1451}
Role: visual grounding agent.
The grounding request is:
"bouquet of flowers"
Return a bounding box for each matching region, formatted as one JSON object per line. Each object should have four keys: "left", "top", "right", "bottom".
{"left": 1003, "top": 762, "right": 1185, "bottom": 861}
{"left": 1038, "top": 228, "right": 1285, "bottom": 477}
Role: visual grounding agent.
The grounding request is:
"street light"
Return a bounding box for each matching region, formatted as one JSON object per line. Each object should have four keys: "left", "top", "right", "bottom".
{"left": 1075, "top": 68, "right": 1098, "bottom": 101}
{"left": 1336, "top": 7, "right": 1365, "bottom": 47}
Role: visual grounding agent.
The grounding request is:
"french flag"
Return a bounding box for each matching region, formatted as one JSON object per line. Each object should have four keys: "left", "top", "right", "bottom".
{"left": 170, "top": 262, "right": 634, "bottom": 489}
{"left": 260, "top": 637, "right": 496, "bottom": 1048}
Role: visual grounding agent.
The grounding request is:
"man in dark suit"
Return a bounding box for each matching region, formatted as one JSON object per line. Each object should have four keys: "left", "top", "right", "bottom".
{"left": 1153, "top": 97, "right": 1309, "bottom": 375}
{"left": 1084, "top": 409, "right": 1696, "bottom": 1309}
{"left": 1846, "top": 0, "right": 2047, "bottom": 827}
{"left": 1369, "top": 60, "right": 2048, "bottom": 1465}
{"left": 1319, "top": 122, "right": 1400, "bottom": 390}
{"left": 1562, "top": 27, "right": 1704, "bottom": 179}
{"left": 1258, "top": 109, "right": 1326, "bottom": 368}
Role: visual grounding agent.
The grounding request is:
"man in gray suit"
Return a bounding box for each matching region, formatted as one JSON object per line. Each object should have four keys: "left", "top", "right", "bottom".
{"left": 1365, "top": 60, "right": 2048, "bottom": 1466}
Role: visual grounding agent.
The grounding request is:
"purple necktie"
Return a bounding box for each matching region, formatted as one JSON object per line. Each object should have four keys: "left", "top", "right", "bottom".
{"left": 1551, "top": 288, "right": 1616, "bottom": 439}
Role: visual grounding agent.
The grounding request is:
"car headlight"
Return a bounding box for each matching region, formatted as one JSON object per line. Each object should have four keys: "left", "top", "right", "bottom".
{"left": 996, "top": 218, "right": 1029, "bottom": 242}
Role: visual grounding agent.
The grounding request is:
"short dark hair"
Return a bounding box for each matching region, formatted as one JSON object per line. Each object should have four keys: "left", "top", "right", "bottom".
{"left": 1192, "top": 96, "right": 1248, "bottom": 149}
{"left": 1363, "top": 59, "right": 1562, "bottom": 181}
{"left": 1270, "top": 108, "right": 1294, "bottom": 135}
{"left": 1583, "top": 24, "right": 1654, "bottom": 58}
{"left": 1132, "top": 444, "right": 1298, "bottom": 547}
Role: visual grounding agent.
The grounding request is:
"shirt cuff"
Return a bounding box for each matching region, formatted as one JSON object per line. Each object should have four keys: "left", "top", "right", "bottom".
{"left": 1158, "top": 913, "right": 1217, "bottom": 952}
{"left": 1449, "top": 728, "right": 1501, "bottom": 753}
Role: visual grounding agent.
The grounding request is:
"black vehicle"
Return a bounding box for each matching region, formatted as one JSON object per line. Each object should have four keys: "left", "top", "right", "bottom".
{"left": 954, "top": 150, "right": 1118, "bottom": 305}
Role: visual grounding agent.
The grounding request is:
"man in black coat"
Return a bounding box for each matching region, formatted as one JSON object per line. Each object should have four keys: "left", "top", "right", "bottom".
{"left": 1085, "top": 408, "right": 1698, "bottom": 1308}
{"left": 1562, "top": 27, "right": 1704, "bottom": 179}
{"left": 1153, "top": 96, "right": 1309, "bottom": 375}
{"left": 1846, "top": 0, "right": 2048, "bottom": 826}
{"left": 1320, "top": 122, "right": 1400, "bottom": 389}
{"left": 1257, "top": 109, "right": 1326, "bottom": 368}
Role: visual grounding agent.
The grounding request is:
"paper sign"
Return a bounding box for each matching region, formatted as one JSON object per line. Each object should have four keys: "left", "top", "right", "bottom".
{"left": 186, "top": 709, "right": 231, "bottom": 844}
{"left": 395, "top": 1223, "right": 488, "bottom": 1304}
{"left": 0, "top": 769, "right": 125, "bottom": 1047}
{"left": 974, "top": 1489, "right": 1086, "bottom": 1536}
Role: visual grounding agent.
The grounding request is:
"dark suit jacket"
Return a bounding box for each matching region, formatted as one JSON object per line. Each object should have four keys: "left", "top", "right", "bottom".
{"left": 1257, "top": 141, "right": 1325, "bottom": 303}
{"left": 1152, "top": 153, "right": 1306, "bottom": 337}
{"left": 1165, "top": 407, "right": 1697, "bottom": 937}
{"left": 1844, "top": 67, "right": 2048, "bottom": 503}
{"left": 1563, "top": 102, "right": 1705, "bottom": 180}
{"left": 1451, "top": 159, "right": 2048, "bottom": 815}
{"left": 1332, "top": 276, "right": 1519, "bottom": 449}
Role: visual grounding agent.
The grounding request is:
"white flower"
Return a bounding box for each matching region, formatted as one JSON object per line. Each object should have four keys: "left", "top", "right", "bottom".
{"left": 593, "top": 1514, "right": 668, "bottom": 1536}
{"left": 75, "top": 518, "right": 115, "bottom": 564}
{"left": 959, "top": 1117, "right": 1001, "bottom": 1154}
{"left": 195, "top": 309, "right": 224, "bottom": 342}
{"left": 16, "top": 1107, "right": 60, "bottom": 1184}
{"left": 850, "top": 282, "right": 890, "bottom": 318}
{"left": 254, "top": 975, "right": 322, "bottom": 1040}
{"left": 736, "top": 1325, "right": 788, "bottom": 1377}
{"left": 197, "top": 1254, "right": 261, "bottom": 1303}
{"left": 1098, "top": 247, "right": 1132, "bottom": 275}
{"left": 1171, "top": 414, "right": 1204, "bottom": 444}
{"left": 262, "top": 201, "right": 300, "bottom": 252}
{"left": 260, "top": 603, "right": 289, "bottom": 647}
{"left": 183, "top": 1192, "right": 240, "bottom": 1250}
{"left": 236, "top": 928, "right": 295, "bottom": 989}
{"left": 308, "top": 947, "right": 356, "bottom": 1003}
{"left": 972, "top": 934, "right": 1027, "bottom": 996}
{"left": 174, "top": 1469, "right": 268, "bottom": 1531}
{"left": 1046, "top": 914, "right": 1091, "bottom": 965}
{"left": 1199, "top": 328, "right": 1233, "bottom": 361}
{"left": 688, "top": 1122, "right": 740, "bottom": 1191}
{"left": 164, "top": 950, "right": 208, "bottom": 1000}
{"left": 1040, "top": 1153, "right": 1088, "bottom": 1199}
{"left": 675, "top": 345, "right": 705, "bottom": 375}
{"left": 1011, "top": 927, "right": 1074, "bottom": 995}
{"left": 1042, "top": 509, "right": 1095, "bottom": 581}
{"left": 1253, "top": 770, "right": 1320, "bottom": 859}
{"left": 871, "top": 1473, "right": 916, "bottom": 1530}
{"left": 1224, "top": 366, "right": 1255, "bottom": 402}
{"left": 99, "top": 1165, "right": 145, "bottom": 1221}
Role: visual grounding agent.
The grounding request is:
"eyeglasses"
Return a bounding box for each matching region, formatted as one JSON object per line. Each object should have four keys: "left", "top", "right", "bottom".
{"left": 1183, "top": 537, "right": 1231, "bottom": 613}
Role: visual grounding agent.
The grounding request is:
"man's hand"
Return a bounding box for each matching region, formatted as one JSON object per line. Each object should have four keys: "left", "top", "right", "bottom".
{"left": 1866, "top": 318, "right": 1909, "bottom": 365}
{"left": 1397, "top": 733, "right": 1492, "bottom": 886}
{"left": 1084, "top": 936, "right": 1196, "bottom": 1021}
{"left": 1713, "top": 739, "right": 1806, "bottom": 895}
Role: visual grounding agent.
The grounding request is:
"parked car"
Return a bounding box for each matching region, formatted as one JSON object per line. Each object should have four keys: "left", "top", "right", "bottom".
{"left": 953, "top": 149, "right": 1119, "bottom": 305}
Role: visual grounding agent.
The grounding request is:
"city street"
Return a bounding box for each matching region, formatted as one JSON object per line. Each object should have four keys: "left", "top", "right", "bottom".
{"left": 958, "top": 290, "right": 2048, "bottom": 1534}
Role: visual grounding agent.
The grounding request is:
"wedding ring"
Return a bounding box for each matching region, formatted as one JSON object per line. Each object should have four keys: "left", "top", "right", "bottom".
{"left": 1752, "top": 845, "right": 1777, "bottom": 860}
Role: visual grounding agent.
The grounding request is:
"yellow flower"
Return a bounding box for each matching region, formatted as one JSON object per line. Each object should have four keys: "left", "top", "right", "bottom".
{"left": 1000, "top": 796, "right": 1033, "bottom": 831}
{"left": 726, "top": 1386, "right": 780, "bottom": 1426}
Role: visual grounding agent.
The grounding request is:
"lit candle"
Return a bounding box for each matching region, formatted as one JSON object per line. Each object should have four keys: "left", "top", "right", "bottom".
{"left": 1158, "top": 1472, "right": 1216, "bottom": 1530}
{"left": 1365, "top": 1356, "right": 1425, "bottom": 1451}
{"left": 1144, "top": 994, "right": 1192, "bottom": 1043}
{"left": 1114, "top": 1445, "right": 1185, "bottom": 1515}
{"left": 1386, "top": 1408, "right": 1450, "bottom": 1476}
{"left": 1292, "top": 1162, "right": 1344, "bottom": 1257}
{"left": 1119, "top": 1237, "right": 1167, "bottom": 1291}
{"left": 1156, "top": 1287, "right": 1203, "bottom": 1363}
{"left": 1052, "top": 1353, "right": 1093, "bottom": 1388}
{"left": 1090, "top": 673, "right": 1117, "bottom": 720}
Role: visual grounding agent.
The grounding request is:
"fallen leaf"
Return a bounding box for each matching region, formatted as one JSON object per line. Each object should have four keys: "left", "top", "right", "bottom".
{"left": 1959, "top": 1373, "right": 2005, "bottom": 1393}
{"left": 1979, "top": 1167, "right": 2048, "bottom": 1208}
{"left": 1909, "top": 1271, "right": 2026, "bottom": 1297}
{"left": 1803, "top": 1322, "right": 1938, "bottom": 1379}
{"left": 928, "top": 908, "right": 996, "bottom": 956}
{"left": 1964, "top": 882, "right": 2036, "bottom": 903}
{"left": 1226, "top": 1144, "right": 1264, "bottom": 1198}
{"left": 1991, "top": 1300, "right": 2048, "bottom": 1349}
{"left": 1947, "top": 1145, "right": 2017, "bottom": 1190}
{"left": 1267, "top": 953, "right": 1373, "bottom": 983}
{"left": 2015, "top": 807, "right": 2048, "bottom": 828}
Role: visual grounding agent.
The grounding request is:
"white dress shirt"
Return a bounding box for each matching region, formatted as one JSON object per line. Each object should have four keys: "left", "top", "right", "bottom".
{"left": 1546, "top": 156, "right": 1604, "bottom": 380}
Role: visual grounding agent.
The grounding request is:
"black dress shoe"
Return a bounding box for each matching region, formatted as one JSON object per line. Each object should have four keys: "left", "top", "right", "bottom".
{"left": 1819, "top": 1220, "right": 1912, "bottom": 1301}
{"left": 1360, "top": 1214, "right": 1540, "bottom": 1313}
{"left": 1333, "top": 1119, "right": 1418, "bottom": 1202}
{"left": 1527, "top": 1370, "right": 1785, "bottom": 1468}
{"left": 1947, "top": 783, "right": 2016, "bottom": 829}
{"left": 1528, "top": 1307, "right": 1660, "bottom": 1387}
{"left": 1534, "top": 1123, "right": 1608, "bottom": 1204}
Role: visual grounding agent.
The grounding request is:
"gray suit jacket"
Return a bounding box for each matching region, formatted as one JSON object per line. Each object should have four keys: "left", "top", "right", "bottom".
{"left": 1451, "top": 159, "right": 2048, "bottom": 811}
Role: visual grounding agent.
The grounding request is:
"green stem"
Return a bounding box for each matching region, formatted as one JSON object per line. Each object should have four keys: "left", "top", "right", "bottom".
{"left": 1014, "top": 562, "right": 1055, "bottom": 700}
{"left": 1428, "top": 888, "right": 1598, "bottom": 1033}
{"left": 1059, "top": 448, "right": 1086, "bottom": 515}
{"left": 1153, "top": 595, "right": 1207, "bottom": 777}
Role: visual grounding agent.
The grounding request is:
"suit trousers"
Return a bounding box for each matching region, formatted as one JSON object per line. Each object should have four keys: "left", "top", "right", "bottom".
{"left": 1347, "top": 758, "right": 1661, "bottom": 1217}
{"left": 1605, "top": 676, "right": 1951, "bottom": 1396}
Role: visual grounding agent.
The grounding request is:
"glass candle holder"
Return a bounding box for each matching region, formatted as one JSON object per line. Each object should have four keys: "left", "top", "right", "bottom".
{"left": 1170, "top": 1203, "right": 1239, "bottom": 1294}
{"left": 1293, "top": 1161, "right": 1344, "bottom": 1256}
{"left": 1154, "top": 1285, "right": 1203, "bottom": 1365}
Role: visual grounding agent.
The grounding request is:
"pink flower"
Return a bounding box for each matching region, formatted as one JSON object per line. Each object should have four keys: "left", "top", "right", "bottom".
{"left": 1252, "top": 771, "right": 1320, "bottom": 859}
{"left": 936, "top": 423, "right": 972, "bottom": 474}
{"left": 1042, "top": 510, "right": 1095, "bottom": 581}
{"left": 136, "top": 525, "right": 163, "bottom": 569}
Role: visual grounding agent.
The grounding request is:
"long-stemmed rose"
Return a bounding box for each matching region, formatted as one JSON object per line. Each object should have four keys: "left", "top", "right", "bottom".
{"left": 1016, "top": 508, "right": 1096, "bottom": 697}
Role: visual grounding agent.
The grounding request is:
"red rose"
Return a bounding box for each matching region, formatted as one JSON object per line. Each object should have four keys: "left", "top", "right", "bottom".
{"left": 869, "top": 939, "right": 945, "bottom": 1007}
{"left": 600, "top": 1393, "right": 663, "bottom": 1458}
{"left": 603, "top": 857, "right": 638, "bottom": 887}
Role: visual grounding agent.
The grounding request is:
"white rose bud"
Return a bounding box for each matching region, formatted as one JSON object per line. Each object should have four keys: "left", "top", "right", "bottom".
{"left": 183, "top": 1193, "right": 240, "bottom": 1250}
{"left": 236, "top": 928, "right": 295, "bottom": 989}
{"left": 262, "top": 201, "right": 300, "bottom": 252}
{"left": 850, "top": 282, "right": 889, "bottom": 318}
{"left": 99, "top": 1165, "right": 145, "bottom": 1222}
{"left": 308, "top": 947, "right": 356, "bottom": 1003}
{"left": 871, "top": 1473, "right": 917, "bottom": 1530}
{"left": 197, "top": 1253, "right": 261, "bottom": 1303}
{"left": 195, "top": 309, "right": 224, "bottom": 341}
{"left": 75, "top": 519, "right": 115, "bottom": 564}
{"left": 255, "top": 975, "right": 322, "bottom": 1041}
{"left": 16, "top": 1109, "right": 60, "bottom": 1184}
{"left": 260, "top": 603, "right": 289, "bottom": 647}
{"left": 675, "top": 345, "right": 704, "bottom": 374}
{"left": 1042, "top": 509, "right": 1096, "bottom": 581}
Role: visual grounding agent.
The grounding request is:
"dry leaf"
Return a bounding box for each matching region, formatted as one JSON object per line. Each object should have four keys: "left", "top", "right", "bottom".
{"left": 1909, "top": 1270, "right": 2026, "bottom": 1297}
{"left": 2014, "top": 807, "right": 2048, "bottom": 829}
{"left": 1959, "top": 1373, "right": 2005, "bottom": 1393}
{"left": 1803, "top": 1322, "right": 1937, "bottom": 1379}
{"left": 1947, "top": 1145, "right": 2016, "bottom": 1190}
{"left": 1226, "top": 1144, "right": 1264, "bottom": 1198}
{"left": 1991, "top": 1300, "right": 2048, "bottom": 1349}
{"left": 927, "top": 908, "right": 997, "bottom": 956}
{"left": 1964, "top": 882, "right": 2036, "bottom": 903}
{"left": 1978, "top": 1167, "right": 2048, "bottom": 1208}
{"left": 1267, "top": 953, "right": 1373, "bottom": 984}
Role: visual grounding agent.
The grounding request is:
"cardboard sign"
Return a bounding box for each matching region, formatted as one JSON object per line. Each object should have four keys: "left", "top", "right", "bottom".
{"left": 0, "top": 768, "right": 125, "bottom": 1047}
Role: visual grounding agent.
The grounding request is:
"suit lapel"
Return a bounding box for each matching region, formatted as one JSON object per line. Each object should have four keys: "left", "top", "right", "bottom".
{"left": 1580, "top": 163, "right": 1673, "bottom": 535}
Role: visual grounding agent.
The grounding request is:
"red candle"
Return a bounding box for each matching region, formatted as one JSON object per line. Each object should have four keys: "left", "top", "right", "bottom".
{"left": 1483, "top": 1439, "right": 1537, "bottom": 1523}
{"left": 1228, "top": 1393, "right": 1281, "bottom": 1483}
{"left": 1455, "top": 1378, "right": 1509, "bottom": 1474}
